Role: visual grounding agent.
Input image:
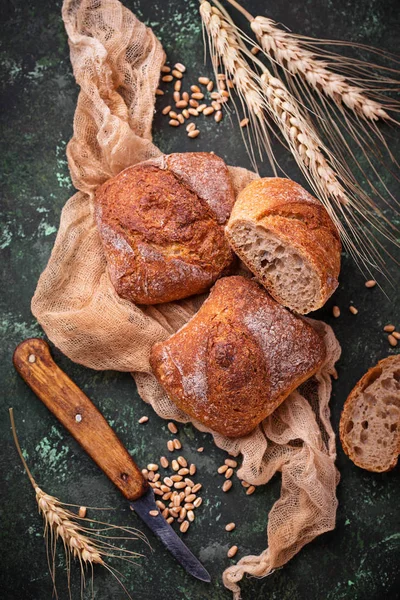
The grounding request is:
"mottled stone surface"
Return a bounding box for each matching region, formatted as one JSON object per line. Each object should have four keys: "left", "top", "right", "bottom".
{"left": 0, "top": 0, "right": 399, "bottom": 599}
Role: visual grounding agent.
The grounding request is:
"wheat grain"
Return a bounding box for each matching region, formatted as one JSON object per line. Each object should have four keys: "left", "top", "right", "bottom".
{"left": 180, "top": 520, "right": 190, "bottom": 533}
{"left": 227, "top": 545, "right": 238, "bottom": 558}
{"left": 174, "top": 62, "right": 186, "bottom": 73}
{"left": 178, "top": 467, "right": 190, "bottom": 476}
{"left": 222, "top": 479, "right": 233, "bottom": 492}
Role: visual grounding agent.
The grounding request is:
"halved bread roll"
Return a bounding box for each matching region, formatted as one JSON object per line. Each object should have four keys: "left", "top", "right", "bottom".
{"left": 226, "top": 177, "right": 341, "bottom": 314}
{"left": 339, "top": 355, "right": 400, "bottom": 473}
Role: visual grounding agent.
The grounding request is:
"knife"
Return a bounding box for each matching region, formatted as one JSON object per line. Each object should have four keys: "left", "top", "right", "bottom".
{"left": 13, "top": 338, "right": 211, "bottom": 583}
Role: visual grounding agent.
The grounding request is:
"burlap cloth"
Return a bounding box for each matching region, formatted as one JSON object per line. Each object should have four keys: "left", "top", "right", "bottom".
{"left": 31, "top": 0, "right": 341, "bottom": 597}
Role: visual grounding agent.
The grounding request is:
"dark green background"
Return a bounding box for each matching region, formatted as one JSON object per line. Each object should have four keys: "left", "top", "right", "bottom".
{"left": 1, "top": 1, "right": 399, "bottom": 599}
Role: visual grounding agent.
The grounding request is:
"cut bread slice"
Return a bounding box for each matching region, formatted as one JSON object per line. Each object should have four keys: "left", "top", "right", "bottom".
{"left": 228, "top": 223, "right": 321, "bottom": 314}
{"left": 339, "top": 355, "right": 400, "bottom": 472}
{"left": 225, "top": 177, "right": 341, "bottom": 314}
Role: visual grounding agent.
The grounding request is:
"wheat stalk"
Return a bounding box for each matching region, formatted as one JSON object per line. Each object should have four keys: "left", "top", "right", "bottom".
{"left": 200, "top": 1, "right": 373, "bottom": 265}
{"left": 201, "top": 1, "right": 345, "bottom": 198}
{"left": 200, "top": 0, "right": 400, "bottom": 273}
{"left": 9, "top": 408, "right": 146, "bottom": 600}
{"left": 36, "top": 488, "right": 104, "bottom": 564}
{"left": 251, "top": 16, "right": 392, "bottom": 122}
{"left": 223, "top": 0, "right": 400, "bottom": 221}
{"left": 225, "top": 0, "right": 398, "bottom": 123}
{"left": 201, "top": 1, "right": 275, "bottom": 168}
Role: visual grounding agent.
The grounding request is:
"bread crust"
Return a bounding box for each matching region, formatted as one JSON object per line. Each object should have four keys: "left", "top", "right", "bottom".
{"left": 150, "top": 276, "right": 326, "bottom": 437}
{"left": 226, "top": 177, "right": 341, "bottom": 313}
{"left": 95, "top": 152, "right": 235, "bottom": 305}
{"left": 339, "top": 355, "right": 400, "bottom": 472}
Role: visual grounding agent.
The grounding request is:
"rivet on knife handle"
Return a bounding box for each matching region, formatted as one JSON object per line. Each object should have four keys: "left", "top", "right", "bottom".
{"left": 13, "top": 338, "right": 148, "bottom": 501}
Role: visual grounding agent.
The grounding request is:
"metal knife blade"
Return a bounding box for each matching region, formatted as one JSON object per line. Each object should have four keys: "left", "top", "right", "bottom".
{"left": 131, "top": 488, "right": 211, "bottom": 583}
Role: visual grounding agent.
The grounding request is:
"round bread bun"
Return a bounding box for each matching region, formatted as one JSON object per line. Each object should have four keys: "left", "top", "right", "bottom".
{"left": 95, "top": 152, "right": 235, "bottom": 305}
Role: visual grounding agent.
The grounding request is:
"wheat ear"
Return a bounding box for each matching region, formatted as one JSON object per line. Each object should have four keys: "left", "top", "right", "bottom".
{"left": 9, "top": 408, "right": 146, "bottom": 600}
{"left": 224, "top": 0, "right": 400, "bottom": 219}
{"left": 200, "top": 1, "right": 345, "bottom": 196}
{"left": 252, "top": 17, "right": 395, "bottom": 122}
{"left": 202, "top": 1, "right": 276, "bottom": 168}
{"left": 201, "top": 0, "right": 400, "bottom": 272}
{"left": 200, "top": 1, "right": 381, "bottom": 268}
{"left": 225, "top": 0, "right": 398, "bottom": 123}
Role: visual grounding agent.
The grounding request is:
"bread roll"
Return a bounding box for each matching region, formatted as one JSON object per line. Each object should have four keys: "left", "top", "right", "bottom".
{"left": 339, "top": 355, "right": 400, "bottom": 472}
{"left": 226, "top": 177, "right": 341, "bottom": 314}
{"left": 150, "top": 276, "right": 326, "bottom": 437}
{"left": 95, "top": 152, "right": 235, "bottom": 305}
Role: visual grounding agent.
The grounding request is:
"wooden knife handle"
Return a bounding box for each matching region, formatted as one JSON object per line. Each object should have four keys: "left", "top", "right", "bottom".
{"left": 13, "top": 338, "right": 148, "bottom": 501}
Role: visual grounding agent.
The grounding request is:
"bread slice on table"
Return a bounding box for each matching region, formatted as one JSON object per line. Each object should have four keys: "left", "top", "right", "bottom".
{"left": 225, "top": 177, "right": 341, "bottom": 314}
{"left": 95, "top": 152, "right": 235, "bottom": 305}
{"left": 150, "top": 275, "right": 326, "bottom": 438}
{"left": 339, "top": 355, "right": 400, "bottom": 472}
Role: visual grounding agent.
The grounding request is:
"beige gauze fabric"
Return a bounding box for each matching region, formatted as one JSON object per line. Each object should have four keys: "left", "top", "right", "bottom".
{"left": 31, "top": 0, "right": 341, "bottom": 597}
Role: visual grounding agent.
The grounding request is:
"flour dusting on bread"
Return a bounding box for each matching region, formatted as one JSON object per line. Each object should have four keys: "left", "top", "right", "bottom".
{"left": 95, "top": 153, "right": 235, "bottom": 305}
{"left": 150, "top": 276, "right": 325, "bottom": 437}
